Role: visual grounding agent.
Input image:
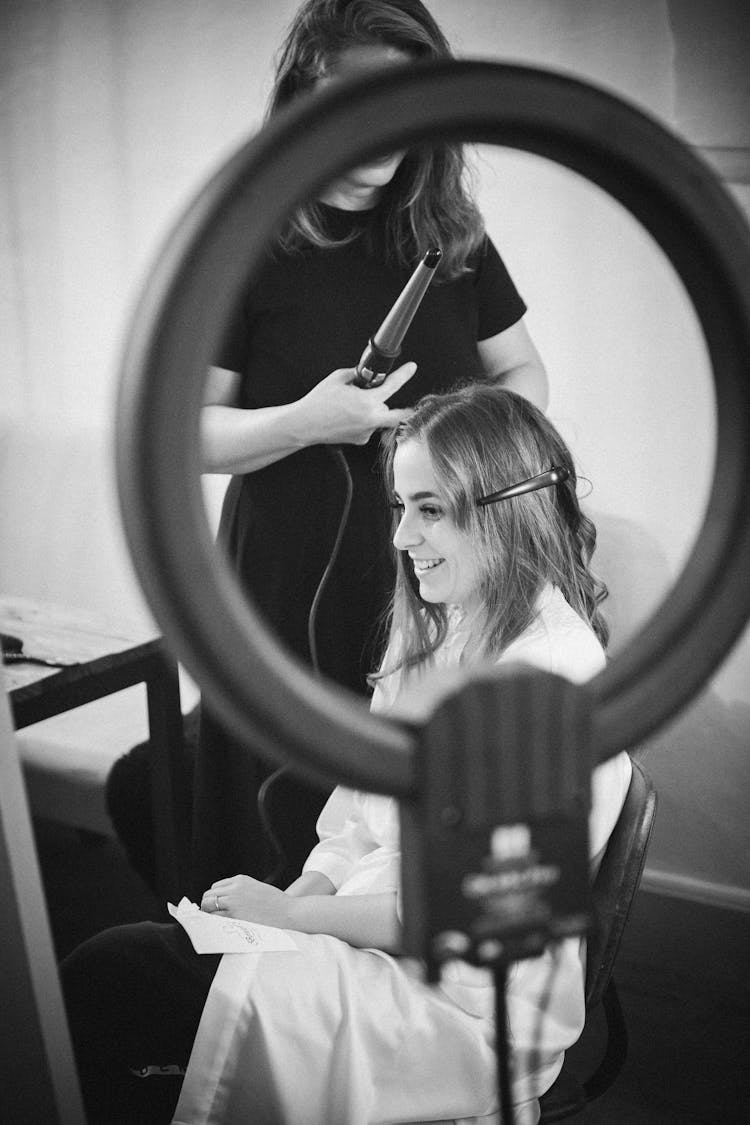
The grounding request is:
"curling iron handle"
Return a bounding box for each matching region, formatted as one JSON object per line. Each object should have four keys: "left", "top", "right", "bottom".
{"left": 352, "top": 338, "right": 400, "bottom": 389}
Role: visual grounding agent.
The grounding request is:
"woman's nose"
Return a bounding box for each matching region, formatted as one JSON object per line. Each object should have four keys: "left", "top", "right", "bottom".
{"left": 393, "top": 512, "right": 421, "bottom": 551}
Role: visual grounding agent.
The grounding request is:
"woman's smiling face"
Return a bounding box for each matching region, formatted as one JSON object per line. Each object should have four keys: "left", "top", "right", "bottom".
{"left": 391, "top": 438, "right": 482, "bottom": 614}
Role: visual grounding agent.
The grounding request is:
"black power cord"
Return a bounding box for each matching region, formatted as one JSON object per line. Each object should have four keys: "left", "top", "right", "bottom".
{"left": 259, "top": 447, "right": 353, "bottom": 886}
{"left": 306, "top": 447, "right": 354, "bottom": 680}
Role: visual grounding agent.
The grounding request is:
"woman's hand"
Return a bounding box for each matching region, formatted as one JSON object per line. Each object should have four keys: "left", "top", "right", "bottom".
{"left": 201, "top": 875, "right": 293, "bottom": 927}
{"left": 200, "top": 361, "right": 417, "bottom": 474}
{"left": 200, "top": 877, "right": 400, "bottom": 949}
{"left": 298, "top": 362, "right": 417, "bottom": 446}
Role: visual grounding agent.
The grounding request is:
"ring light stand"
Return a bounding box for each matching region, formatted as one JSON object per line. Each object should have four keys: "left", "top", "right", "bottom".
{"left": 114, "top": 61, "right": 750, "bottom": 1124}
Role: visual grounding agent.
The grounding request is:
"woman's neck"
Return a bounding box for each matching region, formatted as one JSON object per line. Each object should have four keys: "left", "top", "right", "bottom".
{"left": 446, "top": 603, "right": 489, "bottom": 664}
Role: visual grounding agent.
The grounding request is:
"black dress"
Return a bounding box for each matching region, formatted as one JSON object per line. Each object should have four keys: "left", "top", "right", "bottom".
{"left": 189, "top": 206, "right": 527, "bottom": 893}
{"left": 103, "top": 206, "right": 526, "bottom": 894}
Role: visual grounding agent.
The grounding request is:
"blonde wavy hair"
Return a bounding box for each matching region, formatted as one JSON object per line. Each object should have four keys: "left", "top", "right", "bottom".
{"left": 374, "top": 384, "right": 609, "bottom": 685}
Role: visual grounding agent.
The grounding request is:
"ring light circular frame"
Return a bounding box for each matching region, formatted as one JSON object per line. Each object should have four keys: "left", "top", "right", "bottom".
{"left": 116, "top": 61, "right": 750, "bottom": 797}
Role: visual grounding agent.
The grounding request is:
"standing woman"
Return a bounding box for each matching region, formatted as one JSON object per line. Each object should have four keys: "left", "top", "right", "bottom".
{"left": 175, "top": 0, "right": 548, "bottom": 893}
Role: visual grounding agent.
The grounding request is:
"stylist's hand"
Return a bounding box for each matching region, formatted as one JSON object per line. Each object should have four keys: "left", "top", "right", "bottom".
{"left": 201, "top": 875, "right": 292, "bottom": 927}
{"left": 299, "top": 361, "right": 416, "bottom": 446}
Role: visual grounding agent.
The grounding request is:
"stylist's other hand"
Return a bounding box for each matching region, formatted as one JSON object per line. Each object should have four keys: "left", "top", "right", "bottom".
{"left": 201, "top": 875, "right": 292, "bottom": 927}
{"left": 299, "top": 361, "right": 416, "bottom": 446}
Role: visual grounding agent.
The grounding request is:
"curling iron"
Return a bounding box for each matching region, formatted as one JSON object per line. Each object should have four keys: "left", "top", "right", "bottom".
{"left": 353, "top": 246, "right": 442, "bottom": 387}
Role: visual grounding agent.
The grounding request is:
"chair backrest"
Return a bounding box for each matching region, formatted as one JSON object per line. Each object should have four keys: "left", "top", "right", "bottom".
{"left": 585, "top": 757, "right": 657, "bottom": 1009}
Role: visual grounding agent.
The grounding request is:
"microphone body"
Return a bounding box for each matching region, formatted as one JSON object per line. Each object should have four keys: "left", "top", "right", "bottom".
{"left": 353, "top": 247, "right": 442, "bottom": 388}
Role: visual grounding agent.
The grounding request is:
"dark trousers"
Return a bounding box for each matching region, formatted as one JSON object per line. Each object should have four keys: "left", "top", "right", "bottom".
{"left": 61, "top": 922, "right": 219, "bottom": 1125}
{"left": 105, "top": 705, "right": 330, "bottom": 899}
{"left": 105, "top": 708, "right": 199, "bottom": 893}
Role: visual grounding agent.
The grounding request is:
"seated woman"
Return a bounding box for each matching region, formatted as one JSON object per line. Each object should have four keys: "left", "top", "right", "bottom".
{"left": 60, "top": 384, "right": 631, "bottom": 1125}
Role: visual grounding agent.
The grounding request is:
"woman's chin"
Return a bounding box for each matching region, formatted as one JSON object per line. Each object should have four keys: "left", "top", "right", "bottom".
{"left": 416, "top": 578, "right": 442, "bottom": 604}
{"left": 348, "top": 152, "right": 406, "bottom": 184}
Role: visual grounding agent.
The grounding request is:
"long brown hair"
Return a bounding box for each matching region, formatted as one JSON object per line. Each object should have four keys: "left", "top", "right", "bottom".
{"left": 375, "top": 384, "right": 609, "bottom": 684}
{"left": 267, "top": 0, "right": 485, "bottom": 278}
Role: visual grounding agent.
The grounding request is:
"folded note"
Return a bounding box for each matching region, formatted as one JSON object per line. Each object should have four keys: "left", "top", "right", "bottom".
{"left": 168, "top": 898, "right": 299, "bottom": 954}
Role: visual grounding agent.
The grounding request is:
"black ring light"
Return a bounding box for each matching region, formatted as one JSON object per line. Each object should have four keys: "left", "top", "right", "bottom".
{"left": 116, "top": 61, "right": 750, "bottom": 796}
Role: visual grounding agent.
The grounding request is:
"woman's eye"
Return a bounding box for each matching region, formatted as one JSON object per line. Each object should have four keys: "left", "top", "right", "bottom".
{"left": 389, "top": 500, "right": 442, "bottom": 520}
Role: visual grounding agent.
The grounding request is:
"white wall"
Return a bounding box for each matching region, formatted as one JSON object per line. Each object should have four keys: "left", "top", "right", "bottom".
{"left": 1, "top": 0, "right": 749, "bottom": 909}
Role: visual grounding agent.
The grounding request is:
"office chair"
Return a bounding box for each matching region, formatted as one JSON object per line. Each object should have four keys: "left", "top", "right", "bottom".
{"left": 258, "top": 757, "right": 657, "bottom": 1123}
{"left": 538, "top": 756, "right": 657, "bottom": 1121}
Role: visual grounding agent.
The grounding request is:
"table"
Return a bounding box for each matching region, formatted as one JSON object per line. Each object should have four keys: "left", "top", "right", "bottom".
{"left": 1, "top": 596, "right": 190, "bottom": 901}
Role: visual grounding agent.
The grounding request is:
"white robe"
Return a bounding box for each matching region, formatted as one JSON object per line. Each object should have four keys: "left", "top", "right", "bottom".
{"left": 174, "top": 587, "right": 632, "bottom": 1125}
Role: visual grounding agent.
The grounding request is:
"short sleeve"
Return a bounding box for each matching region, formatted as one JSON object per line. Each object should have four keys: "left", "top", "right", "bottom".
{"left": 472, "top": 235, "right": 527, "bottom": 342}
{"left": 302, "top": 788, "right": 376, "bottom": 889}
{"left": 214, "top": 295, "right": 251, "bottom": 372}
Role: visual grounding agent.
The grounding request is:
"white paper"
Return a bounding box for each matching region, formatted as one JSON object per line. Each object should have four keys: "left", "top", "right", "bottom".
{"left": 168, "top": 897, "right": 298, "bottom": 954}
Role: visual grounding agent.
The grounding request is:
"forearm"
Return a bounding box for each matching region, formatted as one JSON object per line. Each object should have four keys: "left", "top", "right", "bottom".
{"left": 287, "top": 891, "right": 401, "bottom": 952}
{"left": 201, "top": 362, "right": 417, "bottom": 474}
{"left": 490, "top": 358, "right": 549, "bottom": 412}
{"left": 200, "top": 401, "right": 310, "bottom": 474}
{"left": 203, "top": 873, "right": 401, "bottom": 950}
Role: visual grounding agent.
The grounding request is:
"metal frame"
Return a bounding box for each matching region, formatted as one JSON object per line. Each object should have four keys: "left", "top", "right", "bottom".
{"left": 0, "top": 687, "right": 86, "bottom": 1123}
{"left": 9, "top": 640, "right": 188, "bottom": 901}
{"left": 116, "top": 61, "right": 750, "bottom": 795}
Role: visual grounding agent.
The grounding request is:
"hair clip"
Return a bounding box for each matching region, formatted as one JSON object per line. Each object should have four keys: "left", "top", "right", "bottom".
{"left": 477, "top": 466, "right": 569, "bottom": 507}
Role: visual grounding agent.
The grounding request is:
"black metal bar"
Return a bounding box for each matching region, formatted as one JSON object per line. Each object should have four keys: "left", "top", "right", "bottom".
{"left": 493, "top": 962, "right": 516, "bottom": 1125}
{"left": 144, "top": 650, "right": 190, "bottom": 901}
{"left": 9, "top": 640, "right": 160, "bottom": 729}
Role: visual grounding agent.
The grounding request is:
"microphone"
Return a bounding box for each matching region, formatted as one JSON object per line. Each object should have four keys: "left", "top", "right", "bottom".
{"left": 353, "top": 247, "right": 442, "bottom": 388}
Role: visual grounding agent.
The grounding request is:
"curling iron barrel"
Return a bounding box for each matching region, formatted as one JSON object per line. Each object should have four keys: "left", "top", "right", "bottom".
{"left": 353, "top": 247, "right": 442, "bottom": 388}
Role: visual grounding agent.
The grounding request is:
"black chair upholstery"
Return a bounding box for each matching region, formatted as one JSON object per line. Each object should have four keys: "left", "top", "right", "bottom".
{"left": 538, "top": 756, "right": 658, "bottom": 1122}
